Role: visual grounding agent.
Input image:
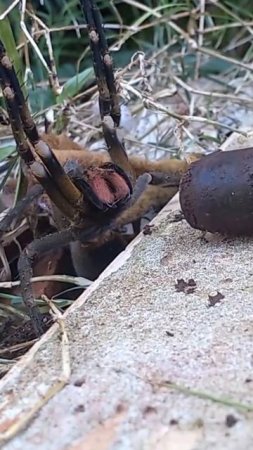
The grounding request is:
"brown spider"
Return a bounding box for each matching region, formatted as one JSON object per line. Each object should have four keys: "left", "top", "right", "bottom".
{"left": 0, "top": 0, "right": 196, "bottom": 336}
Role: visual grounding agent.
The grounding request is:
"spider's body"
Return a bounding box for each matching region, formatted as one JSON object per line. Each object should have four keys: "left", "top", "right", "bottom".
{"left": 0, "top": 0, "right": 194, "bottom": 334}
{"left": 21, "top": 135, "right": 189, "bottom": 280}
{"left": 40, "top": 131, "right": 191, "bottom": 230}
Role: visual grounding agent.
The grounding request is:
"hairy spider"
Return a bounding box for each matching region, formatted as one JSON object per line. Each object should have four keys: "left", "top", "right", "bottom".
{"left": 0, "top": 0, "right": 196, "bottom": 336}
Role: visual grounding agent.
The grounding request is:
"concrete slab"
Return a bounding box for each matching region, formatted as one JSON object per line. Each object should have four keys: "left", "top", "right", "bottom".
{"left": 1, "top": 132, "right": 253, "bottom": 449}
{"left": 1, "top": 195, "right": 253, "bottom": 449}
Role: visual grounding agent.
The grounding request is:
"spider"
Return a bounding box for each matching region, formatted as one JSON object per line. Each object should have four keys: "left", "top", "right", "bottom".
{"left": 0, "top": 0, "right": 197, "bottom": 336}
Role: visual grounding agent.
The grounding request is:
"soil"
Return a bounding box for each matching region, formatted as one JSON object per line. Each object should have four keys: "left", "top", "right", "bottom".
{"left": 0, "top": 309, "right": 54, "bottom": 379}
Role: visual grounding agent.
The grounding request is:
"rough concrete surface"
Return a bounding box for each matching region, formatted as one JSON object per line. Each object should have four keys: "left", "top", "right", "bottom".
{"left": 1, "top": 133, "right": 253, "bottom": 449}
{"left": 0, "top": 199, "right": 253, "bottom": 450}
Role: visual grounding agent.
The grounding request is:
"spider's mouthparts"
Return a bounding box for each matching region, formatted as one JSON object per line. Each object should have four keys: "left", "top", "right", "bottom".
{"left": 88, "top": 167, "right": 131, "bottom": 206}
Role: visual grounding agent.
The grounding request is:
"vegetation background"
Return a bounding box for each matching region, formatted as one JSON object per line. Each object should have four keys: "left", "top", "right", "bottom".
{"left": 1, "top": 0, "right": 253, "bottom": 120}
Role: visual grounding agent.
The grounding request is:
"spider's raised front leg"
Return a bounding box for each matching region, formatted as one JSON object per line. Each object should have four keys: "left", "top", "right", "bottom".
{"left": 80, "top": 0, "right": 121, "bottom": 127}
{"left": 0, "top": 41, "right": 84, "bottom": 222}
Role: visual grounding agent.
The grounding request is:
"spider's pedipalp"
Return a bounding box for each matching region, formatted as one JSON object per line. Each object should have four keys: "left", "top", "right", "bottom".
{"left": 129, "top": 173, "right": 152, "bottom": 206}
{"left": 102, "top": 119, "right": 135, "bottom": 182}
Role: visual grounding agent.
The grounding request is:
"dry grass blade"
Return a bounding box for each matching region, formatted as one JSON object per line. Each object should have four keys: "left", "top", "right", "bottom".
{"left": 143, "top": 98, "right": 248, "bottom": 136}
{"left": 0, "top": 339, "right": 37, "bottom": 356}
{"left": 0, "top": 274, "right": 92, "bottom": 289}
{"left": 0, "top": 0, "right": 20, "bottom": 20}
{"left": 19, "top": 0, "right": 61, "bottom": 95}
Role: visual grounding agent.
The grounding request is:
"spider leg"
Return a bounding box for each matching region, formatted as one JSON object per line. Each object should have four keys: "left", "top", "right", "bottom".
{"left": 0, "top": 42, "right": 83, "bottom": 222}
{"left": 129, "top": 173, "right": 152, "bottom": 206}
{"left": 102, "top": 119, "right": 135, "bottom": 183}
{"left": 17, "top": 222, "right": 114, "bottom": 335}
{"left": 80, "top": 0, "right": 120, "bottom": 127}
{"left": 80, "top": 1, "right": 136, "bottom": 182}
{"left": 0, "top": 184, "right": 43, "bottom": 236}
{"left": 1, "top": 83, "right": 77, "bottom": 220}
{"left": 149, "top": 171, "right": 182, "bottom": 187}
